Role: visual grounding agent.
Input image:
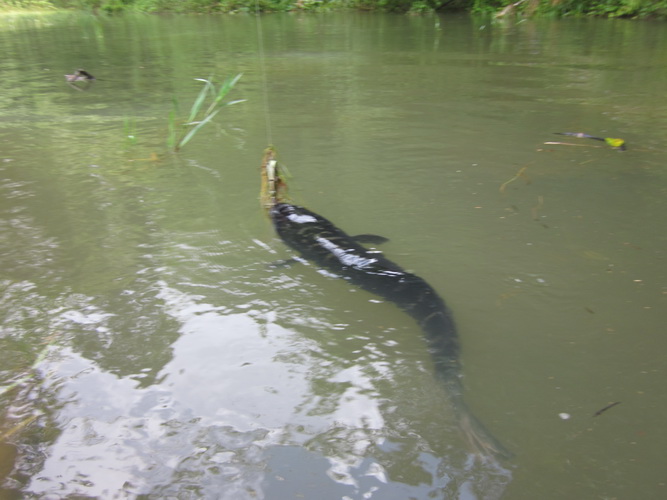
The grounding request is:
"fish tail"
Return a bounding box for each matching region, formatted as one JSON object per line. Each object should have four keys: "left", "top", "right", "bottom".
{"left": 451, "top": 396, "right": 513, "bottom": 461}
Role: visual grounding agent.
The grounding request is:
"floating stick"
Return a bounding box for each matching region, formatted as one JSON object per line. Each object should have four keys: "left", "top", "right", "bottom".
{"left": 499, "top": 165, "right": 530, "bottom": 193}
{"left": 593, "top": 401, "right": 621, "bottom": 417}
{"left": 554, "top": 132, "right": 626, "bottom": 151}
{"left": 543, "top": 141, "right": 600, "bottom": 148}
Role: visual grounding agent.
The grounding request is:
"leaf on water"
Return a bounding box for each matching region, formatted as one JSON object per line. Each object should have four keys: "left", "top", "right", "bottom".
{"left": 224, "top": 99, "right": 247, "bottom": 106}
{"left": 187, "top": 77, "right": 214, "bottom": 123}
{"left": 205, "top": 73, "right": 243, "bottom": 115}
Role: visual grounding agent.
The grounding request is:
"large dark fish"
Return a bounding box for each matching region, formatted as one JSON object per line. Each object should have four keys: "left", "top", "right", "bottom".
{"left": 260, "top": 148, "right": 511, "bottom": 460}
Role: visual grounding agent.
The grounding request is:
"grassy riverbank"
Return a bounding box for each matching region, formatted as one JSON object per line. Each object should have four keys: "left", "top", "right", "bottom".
{"left": 1, "top": 0, "right": 666, "bottom": 18}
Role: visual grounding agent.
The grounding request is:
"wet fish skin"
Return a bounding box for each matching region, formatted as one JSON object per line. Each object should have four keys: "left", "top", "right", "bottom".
{"left": 269, "top": 202, "right": 511, "bottom": 460}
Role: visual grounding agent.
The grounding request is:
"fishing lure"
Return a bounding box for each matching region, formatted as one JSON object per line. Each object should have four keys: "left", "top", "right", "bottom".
{"left": 555, "top": 132, "right": 626, "bottom": 151}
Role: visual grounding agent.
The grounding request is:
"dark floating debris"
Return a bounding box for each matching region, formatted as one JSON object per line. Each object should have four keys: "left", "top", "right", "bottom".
{"left": 65, "top": 69, "right": 96, "bottom": 82}
{"left": 593, "top": 401, "right": 621, "bottom": 417}
{"left": 65, "top": 69, "right": 96, "bottom": 91}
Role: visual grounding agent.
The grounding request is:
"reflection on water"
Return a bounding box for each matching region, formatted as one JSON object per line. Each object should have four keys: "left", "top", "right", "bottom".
{"left": 24, "top": 285, "right": 511, "bottom": 499}
{"left": 1, "top": 10, "right": 666, "bottom": 500}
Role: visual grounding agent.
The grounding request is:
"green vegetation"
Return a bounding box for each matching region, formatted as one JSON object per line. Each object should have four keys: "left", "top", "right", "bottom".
{"left": 168, "top": 74, "right": 245, "bottom": 152}
{"left": 0, "top": 0, "right": 56, "bottom": 10}
{"left": 1, "top": 0, "right": 666, "bottom": 18}
{"left": 486, "top": 0, "right": 667, "bottom": 18}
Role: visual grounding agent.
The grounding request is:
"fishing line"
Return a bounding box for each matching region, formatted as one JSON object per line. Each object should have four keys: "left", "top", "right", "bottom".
{"left": 255, "top": 2, "right": 273, "bottom": 146}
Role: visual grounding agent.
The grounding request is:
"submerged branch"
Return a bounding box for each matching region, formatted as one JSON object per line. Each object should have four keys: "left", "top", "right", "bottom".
{"left": 499, "top": 165, "right": 531, "bottom": 193}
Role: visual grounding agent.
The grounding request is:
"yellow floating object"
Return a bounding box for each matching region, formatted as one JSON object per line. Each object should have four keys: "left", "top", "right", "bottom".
{"left": 604, "top": 137, "right": 625, "bottom": 149}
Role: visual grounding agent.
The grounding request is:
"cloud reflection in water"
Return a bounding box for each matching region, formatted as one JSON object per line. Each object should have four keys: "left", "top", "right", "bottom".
{"left": 27, "top": 283, "right": 511, "bottom": 499}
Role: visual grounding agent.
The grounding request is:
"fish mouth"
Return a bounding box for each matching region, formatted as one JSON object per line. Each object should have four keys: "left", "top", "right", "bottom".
{"left": 260, "top": 147, "right": 288, "bottom": 212}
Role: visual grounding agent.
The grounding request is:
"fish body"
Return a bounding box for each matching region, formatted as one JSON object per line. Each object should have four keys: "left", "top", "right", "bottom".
{"left": 271, "top": 202, "right": 462, "bottom": 382}
{"left": 260, "top": 148, "right": 511, "bottom": 460}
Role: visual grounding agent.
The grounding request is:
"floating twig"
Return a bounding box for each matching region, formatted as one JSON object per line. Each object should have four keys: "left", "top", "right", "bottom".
{"left": 543, "top": 141, "right": 601, "bottom": 148}
{"left": 499, "top": 165, "right": 531, "bottom": 193}
{"left": 65, "top": 69, "right": 96, "bottom": 92}
{"left": 65, "top": 69, "right": 95, "bottom": 82}
{"left": 593, "top": 401, "right": 621, "bottom": 417}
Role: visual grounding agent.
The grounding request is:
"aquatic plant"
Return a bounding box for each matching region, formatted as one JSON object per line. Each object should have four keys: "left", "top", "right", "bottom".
{"left": 168, "top": 74, "right": 245, "bottom": 152}
{"left": 166, "top": 98, "right": 178, "bottom": 151}
{"left": 7, "top": 0, "right": 667, "bottom": 17}
{"left": 0, "top": 0, "right": 55, "bottom": 11}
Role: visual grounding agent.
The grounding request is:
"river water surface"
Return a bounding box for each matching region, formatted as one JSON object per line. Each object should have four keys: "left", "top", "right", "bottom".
{"left": 1, "top": 11, "right": 665, "bottom": 500}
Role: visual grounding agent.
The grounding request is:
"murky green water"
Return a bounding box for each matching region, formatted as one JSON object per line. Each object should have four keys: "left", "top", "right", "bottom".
{"left": 1, "top": 10, "right": 665, "bottom": 499}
